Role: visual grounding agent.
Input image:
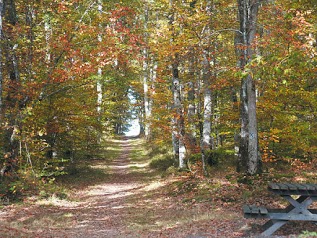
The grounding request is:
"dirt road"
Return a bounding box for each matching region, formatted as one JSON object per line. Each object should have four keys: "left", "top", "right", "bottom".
{"left": 0, "top": 137, "right": 249, "bottom": 238}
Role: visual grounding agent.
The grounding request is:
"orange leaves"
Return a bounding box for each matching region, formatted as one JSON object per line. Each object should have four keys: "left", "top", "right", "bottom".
{"left": 259, "top": 131, "right": 280, "bottom": 163}
{"left": 57, "top": 2, "right": 68, "bottom": 14}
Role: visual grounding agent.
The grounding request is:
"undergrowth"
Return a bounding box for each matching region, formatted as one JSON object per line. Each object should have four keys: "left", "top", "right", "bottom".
{"left": 148, "top": 145, "right": 175, "bottom": 171}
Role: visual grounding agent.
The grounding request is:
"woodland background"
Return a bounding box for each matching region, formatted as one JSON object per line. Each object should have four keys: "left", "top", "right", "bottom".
{"left": 0, "top": 0, "right": 316, "bottom": 201}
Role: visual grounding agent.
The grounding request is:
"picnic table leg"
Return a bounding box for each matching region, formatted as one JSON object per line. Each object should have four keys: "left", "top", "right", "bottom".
{"left": 261, "top": 196, "right": 317, "bottom": 236}
{"left": 260, "top": 196, "right": 309, "bottom": 236}
{"left": 284, "top": 195, "right": 308, "bottom": 212}
{"left": 261, "top": 220, "right": 287, "bottom": 237}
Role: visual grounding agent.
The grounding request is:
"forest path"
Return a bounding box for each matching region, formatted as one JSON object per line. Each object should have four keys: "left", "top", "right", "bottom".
{"left": 0, "top": 137, "right": 248, "bottom": 238}
{"left": 0, "top": 137, "right": 161, "bottom": 237}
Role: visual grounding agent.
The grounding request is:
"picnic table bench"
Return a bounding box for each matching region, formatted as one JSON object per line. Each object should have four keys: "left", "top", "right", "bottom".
{"left": 243, "top": 182, "right": 317, "bottom": 236}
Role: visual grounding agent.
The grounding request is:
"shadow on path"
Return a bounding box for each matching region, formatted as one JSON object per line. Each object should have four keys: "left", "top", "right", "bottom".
{"left": 0, "top": 137, "right": 251, "bottom": 238}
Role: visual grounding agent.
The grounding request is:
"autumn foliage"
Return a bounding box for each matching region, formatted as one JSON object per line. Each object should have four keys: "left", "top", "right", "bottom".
{"left": 0, "top": 0, "right": 316, "bottom": 199}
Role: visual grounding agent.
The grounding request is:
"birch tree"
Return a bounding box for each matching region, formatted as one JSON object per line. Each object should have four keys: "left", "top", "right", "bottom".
{"left": 96, "top": 0, "right": 103, "bottom": 143}
{"left": 236, "top": 0, "right": 262, "bottom": 175}
{"left": 169, "top": 0, "right": 186, "bottom": 169}
{"left": 200, "top": 48, "right": 213, "bottom": 175}
{"left": 142, "top": 4, "right": 153, "bottom": 141}
{"left": 97, "top": 2, "right": 103, "bottom": 114}
{"left": 199, "top": 0, "right": 216, "bottom": 175}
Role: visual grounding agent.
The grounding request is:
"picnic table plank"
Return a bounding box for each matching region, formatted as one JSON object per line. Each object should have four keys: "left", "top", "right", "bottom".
{"left": 243, "top": 205, "right": 269, "bottom": 218}
{"left": 259, "top": 206, "right": 268, "bottom": 214}
{"left": 243, "top": 205, "right": 251, "bottom": 214}
{"left": 244, "top": 182, "right": 317, "bottom": 236}
{"left": 285, "top": 183, "right": 297, "bottom": 191}
{"left": 268, "top": 183, "right": 317, "bottom": 195}
{"left": 250, "top": 205, "right": 260, "bottom": 214}
{"left": 296, "top": 184, "right": 308, "bottom": 191}
{"left": 303, "top": 184, "right": 317, "bottom": 194}
{"left": 268, "top": 213, "right": 317, "bottom": 221}
{"left": 268, "top": 182, "right": 280, "bottom": 190}
{"left": 304, "top": 184, "right": 316, "bottom": 190}
{"left": 301, "top": 184, "right": 317, "bottom": 194}
{"left": 278, "top": 183, "right": 289, "bottom": 190}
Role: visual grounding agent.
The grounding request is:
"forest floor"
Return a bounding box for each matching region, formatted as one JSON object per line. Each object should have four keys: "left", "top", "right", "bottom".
{"left": 0, "top": 137, "right": 316, "bottom": 237}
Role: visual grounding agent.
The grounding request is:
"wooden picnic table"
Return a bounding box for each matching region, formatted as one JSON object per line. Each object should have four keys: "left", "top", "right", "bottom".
{"left": 243, "top": 182, "right": 317, "bottom": 236}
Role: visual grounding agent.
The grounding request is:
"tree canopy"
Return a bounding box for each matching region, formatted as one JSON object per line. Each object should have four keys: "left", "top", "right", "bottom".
{"left": 0, "top": 0, "right": 316, "bottom": 197}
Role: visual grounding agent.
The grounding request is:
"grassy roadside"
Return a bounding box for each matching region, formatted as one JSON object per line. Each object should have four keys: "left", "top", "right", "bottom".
{"left": 125, "top": 137, "right": 162, "bottom": 179}
{"left": 63, "top": 137, "right": 123, "bottom": 180}
{"left": 0, "top": 137, "right": 128, "bottom": 237}
{"left": 36, "top": 137, "right": 124, "bottom": 201}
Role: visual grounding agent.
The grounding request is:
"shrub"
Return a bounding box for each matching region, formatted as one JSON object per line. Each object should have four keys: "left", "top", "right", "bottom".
{"left": 187, "top": 153, "right": 201, "bottom": 163}
{"left": 149, "top": 155, "right": 175, "bottom": 171}
{"left": 299, "top": 231, "right": 317, "bottom": 238}
{"left": 187, "top": 148, "right": 235, "bottom": 167}
{"left": 0, "top": 179, "right": 25, "bottom": 203}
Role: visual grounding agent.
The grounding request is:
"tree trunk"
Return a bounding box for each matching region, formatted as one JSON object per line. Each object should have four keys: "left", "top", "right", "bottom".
{"left": 143, "top": 48, "right": 150, "bottom": 139}
{"left": 200, "top": 54, "right": 212, "bottom": 175}
{"left": 202, "top": 87, "right": 212, "bottom": 151}
{"left": 187, "top": 48, "right": 197, "bottom": 148}
{"left": 2, "top": 0, "right": 20, "bottom": 176}
{"left": 231, "top": 87, "right": 240, "bottom": 162}
{"left": 236, "top": 0, "right": 262, "bottom": 175}
{"left": 44, "top": 13, "right": 51, "bottom": 63}
{"left": 142, "top": 7, "right": 154, "bottom": 141}
{"left": 169, "top": 0, "right": 186, "bottom": 168}
{"left": 147, "top": 56, "right": 156, "bottom": 139}
{"left": 172, "top": 59, "right": 186, "bottom": 169}
{"left": 199, "top": 0, "right": 215, "bottom": 175}
{"left": 96, "top": 1, "right": 103, "bottom": 143}
{"left": 25, "top": 4, "right": 34, "bottom": 77}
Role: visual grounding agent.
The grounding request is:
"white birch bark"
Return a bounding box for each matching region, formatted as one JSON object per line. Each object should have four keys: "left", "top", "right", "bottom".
{"left": 200, "top": 58, "right": 212, "bottom": 175}
{"left": 169, "top": 0, "right": 186, "bottom": 168}
{"left": 172, "top": 66, "right": 180, "bottom": 160}
{"left": 187, "top": 49, "right": 197, "bottom": 143}
{"left": 143, "top": 50, "right": 152, "bottom": 140}
{"left": 172, "top": 121, "right": 179, "bottom": 159}
{"left": 201, "top": 48, "right": 212, "bottom": 151}
{"left": 44, "top": 14, "right": 51, "bottom": 63}
{"left": 143, "top": 49, "right": 149, "bottom": 135}
{"left": 199, "top": 0, "right": 214, "bottom": 175}
{"left": 187, "top": 81, "right": 196, "bottom": 139}
{"left": 172, "top": 70, "right": 186, "bottom": 169}
{"left": 169, "top": 0, "right": 179, "bottom": 160}
{"left": 145, "top": 56, "right": 156, "bottom": 140}
{"left": 142, "top": 6, "right": 152, "bottom": 140}
{"left": 236, "top": 0, "right": 262, "bottom": 175}
{"left": 97, "top": 1, "right": 103, "bottom": 116}
{"left": 202, "top": 86, "right": 212, "bottom": 150}
{"left": 179, "top": 137, "right": 186, "bottom": 168}
{"left": 97, "top": 69, "right": 102, "bottom": 114}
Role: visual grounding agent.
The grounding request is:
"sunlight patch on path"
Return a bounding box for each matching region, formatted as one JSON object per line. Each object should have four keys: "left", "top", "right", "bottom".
{"left": 109, "top": 164, "right": 131, "bottom": 169}
{"left": 110, "top": 162, "right": 149, "bottom": 170}
{"left": 140, "top": 181, "right": 165, "bottom": 192}
{"left": 36, "top": 197, "right": 82, "bottom": 208}
{"left": 86, "top": 183, "right": 142, "bottom": 199}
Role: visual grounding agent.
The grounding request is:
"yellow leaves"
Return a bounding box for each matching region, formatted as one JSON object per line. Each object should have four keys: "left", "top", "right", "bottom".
{"left": 38, "top": 129, "right": 46, "bottom": 137}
